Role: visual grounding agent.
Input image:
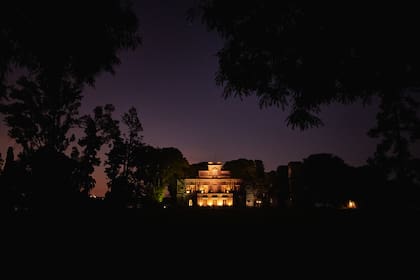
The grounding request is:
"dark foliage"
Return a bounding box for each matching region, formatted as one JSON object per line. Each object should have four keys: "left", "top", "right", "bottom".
{"left": 194, "top": 1, "right": 420, "bottom": 128}
{"left": 0, "top": 0, "right": 141, "bottom": 89}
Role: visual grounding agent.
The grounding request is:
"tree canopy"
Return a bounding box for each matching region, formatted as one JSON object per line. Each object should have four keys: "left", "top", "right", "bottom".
{"left": 0, "top": 0, "right": 141, "bottom": 154}
{"left": 302, "top": 153, "right": 351, "bottom": 206}
{"left": 0, "top": 0, "right": 141, "bottom": 90}
{"left": 1, "top": 75, "right": 82, "bottom": 154}
{"left": 194, "top": 1, "right": 420, "bottom": 129}
{"left": 223, "top": 158, "right": 265, "bottom": 183}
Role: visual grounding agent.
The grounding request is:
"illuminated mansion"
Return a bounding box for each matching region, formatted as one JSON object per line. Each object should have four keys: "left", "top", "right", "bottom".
{"left": 177, "top": 162, "right": 242, "bottom": 207}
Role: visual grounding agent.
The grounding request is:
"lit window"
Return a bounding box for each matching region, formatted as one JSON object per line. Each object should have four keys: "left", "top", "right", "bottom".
{"left": 188, "top": 199, "right": 193, "bottom": 207}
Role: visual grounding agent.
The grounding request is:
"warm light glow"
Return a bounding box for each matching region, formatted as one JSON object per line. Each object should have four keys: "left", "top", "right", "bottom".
{"left": 347, "top": 200, "right": 357, "bottom": 209}
{"left": 188, "top": 199, "right": 193, "bottom": 207}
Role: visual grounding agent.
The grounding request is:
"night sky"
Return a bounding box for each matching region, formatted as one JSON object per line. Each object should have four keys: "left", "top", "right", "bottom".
{"left": 0, "top": 0, "right": 382, "bottom": 196}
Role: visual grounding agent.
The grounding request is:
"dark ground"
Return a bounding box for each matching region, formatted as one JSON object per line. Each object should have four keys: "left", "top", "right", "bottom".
{"left": 3, "top": 207, "right": 419, "bottom": 276}
{"left": 6, "top": 206, "right": 419, "bottom": 236}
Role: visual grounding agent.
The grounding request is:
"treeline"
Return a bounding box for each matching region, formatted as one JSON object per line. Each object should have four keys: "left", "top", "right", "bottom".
{"left": 221, "top": 156, "right": 392, "bottom": 210}
{"left": 1, "top": 143, "right": 419, "bottom": 213}
{"left": 0, "top": 101, "right": 192, "bottom": 212}
{"left": 214, "top": 155, "right": 420, "bottom": 210}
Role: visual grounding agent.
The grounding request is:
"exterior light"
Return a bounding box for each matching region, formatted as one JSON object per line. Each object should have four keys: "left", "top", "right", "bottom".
{"left": 347, "top": 200, "right": 357, "bottom": 209}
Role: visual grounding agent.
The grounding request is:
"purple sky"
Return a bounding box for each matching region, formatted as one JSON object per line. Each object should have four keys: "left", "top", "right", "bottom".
{"left": 1, "top": 0, "right": 384, "bottom": 196}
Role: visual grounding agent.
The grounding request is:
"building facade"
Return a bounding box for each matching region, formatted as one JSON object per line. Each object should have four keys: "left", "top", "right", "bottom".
{"left": 177, "top": 162, "right": 242, "bottom": 207}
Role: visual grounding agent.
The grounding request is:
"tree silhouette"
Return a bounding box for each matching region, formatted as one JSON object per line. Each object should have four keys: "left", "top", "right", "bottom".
{"left": 368, "top": 93, "right": 420, "bottom": 183}
{"left": 255, "top": 160, "right": 265, "bottom": 180}
{"left": 223, "top": 158, "right": 265, "bottom": 207}
{"left": 135, "top": 146, "right": 189, "bottom": 205}
{"left": 368, "top": 93, "right": 420, "bottom": 207}
{"left": 276, "top": 165, "right": 290, "bottom": 207}
{"left": 0, "top": 152, "right": 3, "bottom": 175}
{"left": 223, "top": 158, "right": 261, "bottom": 183}
{"left": 352, "top": 164, "right": 388, "bottom": 209}
{"left": 0, "top": 2, "right": 142, "bottom": 186}
{"left": 0, "top": 0, "right": 141, "bottom": 93}
{"left": 121, "top": 107, "right": 143, "bottom": 179}
{"left": 3, "top": 147, "right": 15, "bottom": 176}
{"left": 194, "top": 2, "right": 420, "bottom": 128}
{"left": 158, "top": 147, "right": 189, "bottom": 201}
{"left": 0, "top": 147, "right": 16, "bottom": 212}
{"left": 106, "top": 107, "right": 143, "bottom": 182}
{"left": 0, "top": 75, "right": 81, "bottom": 154}
{"left": 74, "top": 104, "right": 120, "bottom": 195}
{"left": 0, "top": 147, "right": 29, "bottom": 213}
{"left": 105, "top": 106, "right": 144, "bottom": 208}
{"left": 29, "top": 147, "right": 80, "bottom": 211}
{"left": 302, "top": 153, "right": 353, "bottom": 208}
